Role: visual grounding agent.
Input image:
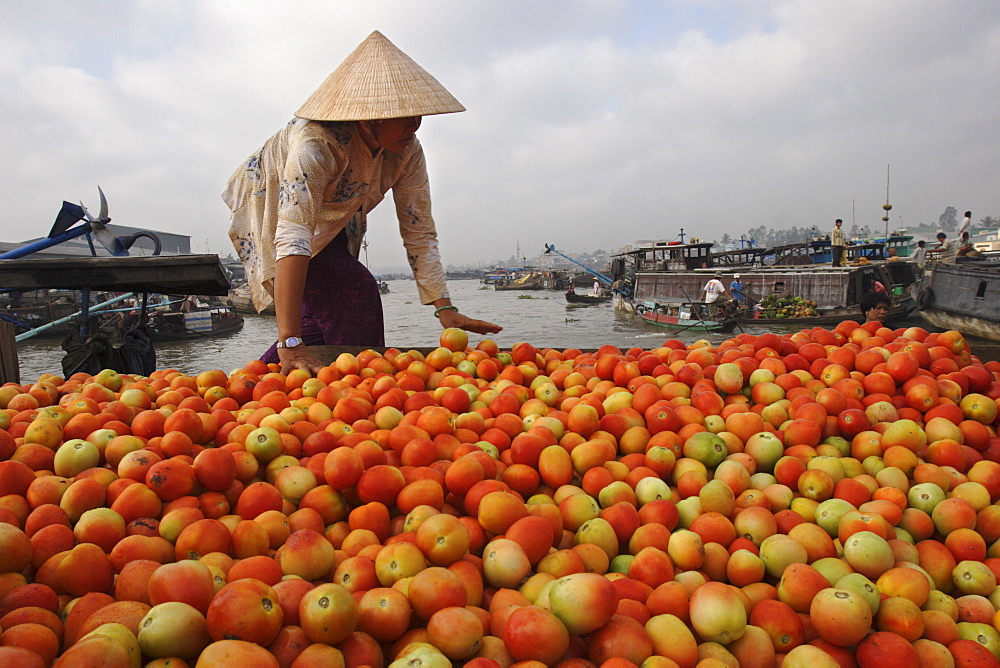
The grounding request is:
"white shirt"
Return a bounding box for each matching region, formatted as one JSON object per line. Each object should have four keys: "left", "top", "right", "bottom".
{"left": 960, "top": 216, "right": 971, "bottom": 238}
{"left": 704, "top": 279, "right": 725, "bottom": 303}
{"left": 222, "top": 119, "right": 448, "bottom": 312}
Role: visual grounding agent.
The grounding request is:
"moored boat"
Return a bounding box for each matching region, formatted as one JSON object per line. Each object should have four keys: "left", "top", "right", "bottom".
{"left": 612, "top": 238, "right": 917, "bottom": 327}
{"left": 636, "top": 300, "right": 736, "bottom": 332}
{"left": 916, "top": 259, "right": 1000, "bottom": 341}
{"left": 146, "top": 304, "right": 244, "bottom": 341}
{"left": 3, "top": 289, "right": 90, "bottom": 339}
{"left": 229, "top": 284, "right": 275, "bottom": 315}
{"left": 493, "top": 270, "right": 562, "bottom": 291}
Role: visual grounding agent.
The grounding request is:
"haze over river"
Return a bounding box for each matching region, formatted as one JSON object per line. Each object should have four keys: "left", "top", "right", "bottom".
{"left": 14, "top": 278, "right": 949, "bottom": 382}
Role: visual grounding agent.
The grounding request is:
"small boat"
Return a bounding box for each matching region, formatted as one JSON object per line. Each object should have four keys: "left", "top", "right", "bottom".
{"left": 2, "top": 289, "right": 89, "bottom": 339}
{"left": 636, "top": 301, "right": 737, "bottom": 332}
{"left": 481, "top": 268, "right": 516, "bottom": 285}
{"left": 494, "top": 270, "right": 555, "bottom": 290}
{"left": 916, "top": 259, "right": 1000, "bottom": 341}
{"left": 229, "top": 284, "right": 275, "bottom": 315}
{"left": 147, "top": 303, "right": 244, "bottom": 341}
{"left": 379, "top": 280, "right": 390, "bottom": 295}
{"left": 565, "top": 291, "right": 611, "bottom": 304}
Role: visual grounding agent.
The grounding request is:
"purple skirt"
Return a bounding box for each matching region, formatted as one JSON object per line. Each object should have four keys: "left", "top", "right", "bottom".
{"left": 261, "top": 230, "right": 384, "bottom": 363}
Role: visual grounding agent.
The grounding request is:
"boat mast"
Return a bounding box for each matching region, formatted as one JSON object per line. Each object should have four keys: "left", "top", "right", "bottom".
{"left": 882, "top": 164, "right": 892, "bottom": 239}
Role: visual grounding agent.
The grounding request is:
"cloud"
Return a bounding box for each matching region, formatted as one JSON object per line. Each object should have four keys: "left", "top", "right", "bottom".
{"left": 1, "top": 0, "right": 998, "bottom": 272}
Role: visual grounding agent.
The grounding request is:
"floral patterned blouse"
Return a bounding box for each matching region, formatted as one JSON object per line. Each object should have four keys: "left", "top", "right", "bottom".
{"left": 222, "top": 118, "right": 449, "bottom": 312}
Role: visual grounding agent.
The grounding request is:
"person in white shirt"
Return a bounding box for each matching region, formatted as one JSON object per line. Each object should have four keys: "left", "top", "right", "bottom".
{"left": 928, "top": 232, "right": 957, "bottom": 263}
{"left": 959, "top": 211, "right": 972, "bottom": 239}
{"left": 701, "top": 272, "right": 732, "bottom": 316}
{"left": 912, "top": 240, "right": 927, "bottom": 268}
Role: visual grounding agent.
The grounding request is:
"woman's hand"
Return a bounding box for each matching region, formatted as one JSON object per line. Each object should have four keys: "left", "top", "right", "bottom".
{"left": 277, "top": 345, "right": 326, "bottom": 376}
{"left": 438, "top": 308, "right": 503, "bottom": 335}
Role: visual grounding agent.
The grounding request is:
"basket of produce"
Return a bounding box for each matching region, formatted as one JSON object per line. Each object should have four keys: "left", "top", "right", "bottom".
{"left": 759, "top": 294, "right": 819, "bottom": 318}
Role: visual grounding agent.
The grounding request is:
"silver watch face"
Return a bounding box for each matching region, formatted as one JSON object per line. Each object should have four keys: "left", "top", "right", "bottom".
{"left": 280, "top": 337, "right": 303, "bottom": 348}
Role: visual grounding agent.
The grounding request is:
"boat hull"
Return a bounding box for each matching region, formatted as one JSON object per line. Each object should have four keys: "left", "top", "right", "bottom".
{"left": 148, "top": 310, "right": 245, "bottom": 342}
{"left": 619, "top": 262, "right": 917, "bottom": 323}
{"left": 917, "top": 261, "right": 1000, "bottom": 341}
{"left": 565, "top": 292, "right": 610, "bottom": 304}
{"left": 920, "top": 310, "right": 1000, "bottom": 340}
{"left": 229, "top": 286, "right": 275, "bottom": 315}
{"left": 639, "top": 309, "right": 728, "bottom": 331}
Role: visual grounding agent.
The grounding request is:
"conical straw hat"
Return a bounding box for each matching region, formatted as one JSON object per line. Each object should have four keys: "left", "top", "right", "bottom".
{"left": 295, "top": 31, "right": 465, "bottom": 121}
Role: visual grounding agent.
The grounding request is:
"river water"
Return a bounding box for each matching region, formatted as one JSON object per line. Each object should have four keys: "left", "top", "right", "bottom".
{"left": 13, "top": 278, "right": 939, "bottom": 382}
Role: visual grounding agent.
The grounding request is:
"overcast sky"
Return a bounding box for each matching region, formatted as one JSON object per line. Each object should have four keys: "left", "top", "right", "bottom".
{"left": 2, "top": 1, "right": 998, "bottom": 272}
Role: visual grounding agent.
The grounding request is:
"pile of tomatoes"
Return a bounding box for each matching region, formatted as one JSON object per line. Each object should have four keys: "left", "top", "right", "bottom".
{"left": 1, "top": 321, "right": 1000, "bottom": 667}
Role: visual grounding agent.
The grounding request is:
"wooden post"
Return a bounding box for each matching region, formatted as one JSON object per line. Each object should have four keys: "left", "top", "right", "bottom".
{"left": 0, "top": 320, "right": 19, "bottom": 385}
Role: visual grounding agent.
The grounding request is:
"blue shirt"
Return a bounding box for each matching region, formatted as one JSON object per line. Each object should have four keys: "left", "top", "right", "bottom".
{"left": 730, "top": 280, "right": 745, "bottom": 302}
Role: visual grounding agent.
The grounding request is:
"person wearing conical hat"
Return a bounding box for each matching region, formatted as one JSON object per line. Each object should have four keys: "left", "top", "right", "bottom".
{"left": 223, "top": 31, "right": 502, "bottom": 374}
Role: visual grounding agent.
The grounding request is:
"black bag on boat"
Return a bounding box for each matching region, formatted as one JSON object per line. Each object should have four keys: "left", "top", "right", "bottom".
{"left": 119, "top": 321, "right": 157, "bottom": 375}
{"left": 60, "top": 296, "right": 158, "bottom": 377}
{"left": 61, "top": 327, "right": 122, "bottom": 377}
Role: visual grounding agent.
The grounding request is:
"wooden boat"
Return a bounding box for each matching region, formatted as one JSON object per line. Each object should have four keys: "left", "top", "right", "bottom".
{"left": 146, "top": 304, "right": 244, "bottom": 341}
{"left": 379, "top": 280, "right": 390, "bottom": 295}
{"left": 611, "top": 238, "right": 917, "bottom": 327}
{"left": 2, "top": 289, "right": 89, "bottom": 339}
{"left": 229, "top": 284, "right": 275, "bottom": 315}
{"left": 493, "top": 270, "right": 560, "bottom": 291}
{"left": 565, "top": 291, "right": 611, "bottom": 304}
{"left": 916, "top": 259, "right": 1000, "bottom": 341}
{"left": 636, "top": 301, "right": 736, "bottom": 332}
{"left": 481, "top": 268, "right": 516, "bottom": 285}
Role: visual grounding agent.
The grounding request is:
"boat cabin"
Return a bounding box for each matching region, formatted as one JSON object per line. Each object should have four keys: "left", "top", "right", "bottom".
{"left": 769, "top": 239, "right": 833, "bottom": 265}
{"left": 712, "top": 246, "right": 769, "bottom": 267}
{"left": 876, "top": 234, "right": 913, "bottom": 258}
{"left": 846, "top": 242, "right": 888, "bottom": 262}
{"left": 612, "top": 241, "right": 714, "bottom": 273}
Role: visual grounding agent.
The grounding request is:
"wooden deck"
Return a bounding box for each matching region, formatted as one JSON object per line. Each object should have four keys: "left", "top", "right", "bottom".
{"left": 0, "top": 254, "right": 232, "bottom": 295}
{"left": 0, "top": 254, "right": 233, "bottom": 383}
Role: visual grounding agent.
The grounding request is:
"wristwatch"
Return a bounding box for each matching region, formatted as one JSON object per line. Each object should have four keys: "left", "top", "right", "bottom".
{"left": 276, "top": 337, "right": 304, "bottom": 349}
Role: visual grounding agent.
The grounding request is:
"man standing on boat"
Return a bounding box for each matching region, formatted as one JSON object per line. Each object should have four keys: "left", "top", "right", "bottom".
{"left": 701, "top": 272, "right": 732, "bottom": 317}
{"left": 831, "top": 219, "right": 846, "bottom": 267}
{"left": 912, "top": 240, "right": 927, "bottom": 269}
{"left": 960, "top": 211, "right": 972, "bottom": 239}
{"left": 729, "top": 274, "right": 745, "bottom": 303}
{"left": 729, "top": 274, "right": 747, "bottom": 314}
